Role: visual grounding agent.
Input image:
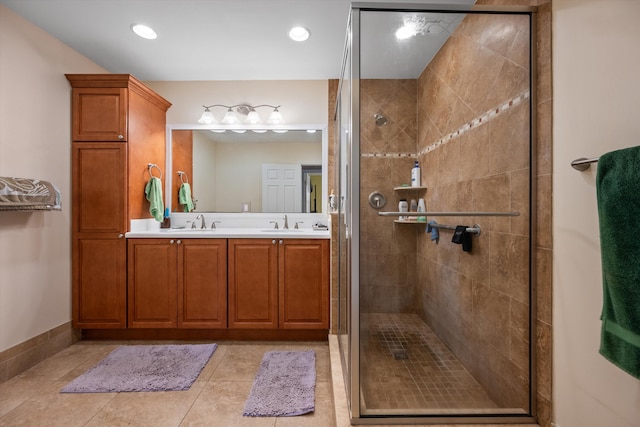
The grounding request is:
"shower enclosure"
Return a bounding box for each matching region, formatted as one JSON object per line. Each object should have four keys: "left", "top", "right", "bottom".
{"left": 335, "top": 2, "right": 537, "bottom": 424}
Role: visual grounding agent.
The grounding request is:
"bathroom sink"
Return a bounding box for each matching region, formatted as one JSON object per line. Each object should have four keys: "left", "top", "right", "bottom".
{"left": 164, "top": 228, "right": 219, "bottom": 232}
{"left": 260, "top": 229, "right": 304, "bottom": 233}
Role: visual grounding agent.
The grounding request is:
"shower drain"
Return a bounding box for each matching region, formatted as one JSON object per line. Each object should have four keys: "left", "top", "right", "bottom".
{"left": 393, "top": 350, "right": 409, "bottom": 360}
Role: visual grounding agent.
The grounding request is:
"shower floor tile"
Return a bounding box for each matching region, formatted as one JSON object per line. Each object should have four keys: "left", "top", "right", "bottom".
{"left": 360, "top": 313, "right": 497, "bottom": 412}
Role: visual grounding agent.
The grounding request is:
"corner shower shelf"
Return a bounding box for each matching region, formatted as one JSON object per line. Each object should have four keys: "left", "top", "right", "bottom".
{"left": 394, "top": 219, "right": 427, "bottom": 224}
{"left": 393, "top": 186, "right": 427, "bottom": 191}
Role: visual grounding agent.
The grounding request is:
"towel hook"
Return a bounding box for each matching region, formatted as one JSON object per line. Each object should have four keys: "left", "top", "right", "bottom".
{"left": 147, "top": 163, "right": 163, "bottom": 179}
{"left": 177, "top": 171, "right": 189, "bottom": 184}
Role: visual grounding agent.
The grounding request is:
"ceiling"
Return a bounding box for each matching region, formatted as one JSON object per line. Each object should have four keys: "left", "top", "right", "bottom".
{"left": 0, "top": 0, "right": 474, "bottom": 82}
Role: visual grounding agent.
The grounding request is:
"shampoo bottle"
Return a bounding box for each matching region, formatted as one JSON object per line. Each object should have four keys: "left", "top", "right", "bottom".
{"left": 329, "top": 189, "right": 336, "bottom": 211}
{"left": 411, "top": 160, "right": 421, "bottom": 187}
{"left": 417, "top": 198, "right": 426, "bottom": 222}
{"left": 398, "top": 199, "right": 408, "bottom": 221}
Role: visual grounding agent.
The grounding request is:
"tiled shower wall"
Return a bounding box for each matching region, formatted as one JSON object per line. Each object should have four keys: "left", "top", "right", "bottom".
{"left": 415, "top": 12, "right": 532, "bottom": 409}
{"left": 359, "top": 79, "right": 418, "bottom": 315}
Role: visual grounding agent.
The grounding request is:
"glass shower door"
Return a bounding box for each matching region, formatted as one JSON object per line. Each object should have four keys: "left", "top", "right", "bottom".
{"left": 348, "top": 3, "right": 537, "bottom": 423}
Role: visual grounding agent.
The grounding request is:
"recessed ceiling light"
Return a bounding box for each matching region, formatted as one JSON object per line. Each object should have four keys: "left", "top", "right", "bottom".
{"left": 131, "top": 24, "right": 157, "bottom": 40}
{"left": 288, "top": 26, "right": 310, "bottom": 42}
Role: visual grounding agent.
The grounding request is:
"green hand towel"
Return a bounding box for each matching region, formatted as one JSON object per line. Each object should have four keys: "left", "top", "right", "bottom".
{"left": 178, "top": 183, "right": 194, "bottom": 212}
{"left": 144, "top": 177, "right": 164, "bottom": 222}
{"left": 596, "top": 145, "right": 640, "bottom": 380}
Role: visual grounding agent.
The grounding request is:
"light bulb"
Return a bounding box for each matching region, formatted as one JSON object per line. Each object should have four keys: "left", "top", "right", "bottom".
{"left": 245, "top": 110, "right": 261, "bottom": 124}
{"left": 198, "top": 108, "right": 215, "bottom": 124}
{"left": 131, "top": 24, "right": 157, "bottom": 40}
{"left": 395, "top": 23, "right": 417, "bottom": 40}
{"left": 288, "top": 26, "right": 310, "bottom": 42}
{"left": 221, "top": 108, "right": 240, "bottom": 124}
{"left": 267, "top": 109, "right": 284, "bottom": 124}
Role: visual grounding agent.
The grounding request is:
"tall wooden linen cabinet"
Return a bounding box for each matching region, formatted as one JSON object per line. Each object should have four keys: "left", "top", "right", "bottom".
{"left": 67, "top": 74, "right": 171, "bottom": 329}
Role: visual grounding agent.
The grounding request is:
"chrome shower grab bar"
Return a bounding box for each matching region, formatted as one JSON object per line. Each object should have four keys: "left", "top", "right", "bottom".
{"left": 571, "top": 157, "right": 599, "bottom": 171}
{"left": 378, "top": 211, "right": 519, "bottom": 217}
{"left": 429, "top": 223, "right": 481, "bottom": 235}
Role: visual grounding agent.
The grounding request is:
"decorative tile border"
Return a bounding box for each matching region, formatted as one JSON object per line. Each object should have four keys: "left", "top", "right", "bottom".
{"left": 419, "top": 90, "right": 530, "bottom": 157}
{"left": 360, "top": 90, "right": 530, "bottom": 159}
{"left": 361, "top": 152, "right": 416, "bottom": 158}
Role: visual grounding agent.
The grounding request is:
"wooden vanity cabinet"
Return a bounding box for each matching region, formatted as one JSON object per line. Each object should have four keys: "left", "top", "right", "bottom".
{"left": 279, "top": 239, "right": 330, "bottom": 329}
{"left": 228, "top": 238, "right": 329, "bottom": 330}
{"left": 71, "top": 87, "right": 128, "bottom": 141}
{"left": 67, "top": 74, "right": 171, "bottom": 329}
{"left": 127, "top": 239, "right": 228, "bottom": 329}
{"left": 71, "top": 143, "right": 127, "bottom": 328}
{"left": 228, "top": 239, "right": 279, "bottom": 329}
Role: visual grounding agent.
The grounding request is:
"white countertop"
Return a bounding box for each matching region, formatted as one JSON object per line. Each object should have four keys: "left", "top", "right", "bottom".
{"left": 126, "top": 228, "right": 330, "bottom": 239}
{"left": 127, "top": 215, "right": 331, "bottom": 239}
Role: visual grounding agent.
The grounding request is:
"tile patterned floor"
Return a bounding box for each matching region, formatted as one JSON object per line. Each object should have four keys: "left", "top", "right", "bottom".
{"left": 360, "top": 313, "right": 497, "bottom": 413}
{"left": 0, "top": 341, "right": 334, "bottom": 427}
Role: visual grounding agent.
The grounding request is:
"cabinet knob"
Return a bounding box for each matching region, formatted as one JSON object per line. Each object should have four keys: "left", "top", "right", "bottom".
{"left": 272, "top": 240, "right": 276, "bottom": 244}
{"left": 118, "top": 134, "right": 124, "bottom": 140}
{"left": 176, "top": 240, "right": 182, "bottom": 244}
{"left": 118, "top": 233, "right": 124, "bottom": 238}
{"left": 170, "top": 239, "right": 175, "bottom": 244}
{"left": 279, "top": 240, "right": 283, "bottom": 245}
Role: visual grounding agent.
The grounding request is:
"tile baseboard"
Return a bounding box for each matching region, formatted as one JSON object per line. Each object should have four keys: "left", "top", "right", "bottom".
{"left": 0, "top": 322, "right": 79, "bottom": 383}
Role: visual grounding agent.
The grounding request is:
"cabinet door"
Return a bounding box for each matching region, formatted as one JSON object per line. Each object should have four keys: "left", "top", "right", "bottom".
{"left": 72, "top": 237, "right": 127, "bottom": 328}
{"left": 71, "top": 88, "right": 127, "bottom": 141}
{"left": 178, "top": 239, "right": 228, "bottom": 328}
{"left": 279, "top": 239, "right": 330, "bottom": 329}
{"left": 72, "top": 143, "right": 127, "bottom": 235}
{"left": 228, "top": 239, "right": 278, "bottom": 329}
{"left": 128, "top": 239, "right": 177, "bottom": 328}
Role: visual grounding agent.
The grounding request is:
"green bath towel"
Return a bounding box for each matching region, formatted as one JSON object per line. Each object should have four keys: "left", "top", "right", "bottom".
{"left": 144, "top": 177, "right": 164, "bottom": 222}
{"left": 596, "top": 145, "right": 640, "bottom": 380}
{"left": 178, "top": 183, "right": 194, "bottom": 212}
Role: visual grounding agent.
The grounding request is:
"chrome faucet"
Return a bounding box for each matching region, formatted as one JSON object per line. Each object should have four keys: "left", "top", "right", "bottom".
{"left": 283, "top": 214, "right": 289, "bottom": 229}
{"left": 196, "top": 214, "right": 206, "bottom": 229}
{"left": 211, "top": 220, "right": 221, "bottom": 230}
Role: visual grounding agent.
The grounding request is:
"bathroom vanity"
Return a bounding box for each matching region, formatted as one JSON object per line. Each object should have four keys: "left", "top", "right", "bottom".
{"left": 67, "top": 75, "right": 330, "bottom": 341}
{"left": 126, "top": 234, "right": 329, "bottom": 332}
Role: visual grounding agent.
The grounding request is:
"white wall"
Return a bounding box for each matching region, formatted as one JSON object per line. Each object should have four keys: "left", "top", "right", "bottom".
{"left": 0, "top": 9, "right": 328, "bottom": 354}
{"left": 553, "top": 1, "right": 640, "bottom": 426}
{"left": 145, "top": 80, "right": 328, "bottom": 125}
{"left": 0, "top": 5, "right": 108, "bottom": 352}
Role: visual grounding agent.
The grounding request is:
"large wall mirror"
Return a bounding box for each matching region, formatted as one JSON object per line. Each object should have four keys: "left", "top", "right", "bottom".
{"left": 166, "top": 125, "right": 328, "bottom": 214}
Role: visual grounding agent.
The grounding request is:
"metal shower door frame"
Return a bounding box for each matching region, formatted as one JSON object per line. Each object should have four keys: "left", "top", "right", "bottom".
{"left": 347, "top": 2, "right": 538, "bottom": 424}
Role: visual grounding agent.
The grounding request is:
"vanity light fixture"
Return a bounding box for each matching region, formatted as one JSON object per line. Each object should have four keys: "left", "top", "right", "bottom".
{"left": 288, "top": 26, "right": 310, "bottom": 42}
{"left": 131, "top": 23, "right": 157, "bottom": 40}
{"left": 198, "top": 104, "right": 284, "bottom": 125}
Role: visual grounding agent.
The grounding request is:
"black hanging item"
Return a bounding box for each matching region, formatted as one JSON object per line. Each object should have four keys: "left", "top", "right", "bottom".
{"left": 451, "top": 225, "right": 473, "bottom": 253}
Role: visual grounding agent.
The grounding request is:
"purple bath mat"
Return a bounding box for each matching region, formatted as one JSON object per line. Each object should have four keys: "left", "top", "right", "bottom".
{"left": 243, "top": 350, "right": 316, "bottom": 417}
{"left": 60, "top": 344, "right": 217, "bottom": 393}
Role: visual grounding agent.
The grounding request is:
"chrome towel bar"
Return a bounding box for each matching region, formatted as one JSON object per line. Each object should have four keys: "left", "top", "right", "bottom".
{"left": 571, "top": 157, "right": 599, "bottom": 171}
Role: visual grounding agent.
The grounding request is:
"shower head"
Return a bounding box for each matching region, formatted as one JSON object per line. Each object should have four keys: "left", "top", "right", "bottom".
{"left": 374, "top": 113, "right": 388, "bottom": 126}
